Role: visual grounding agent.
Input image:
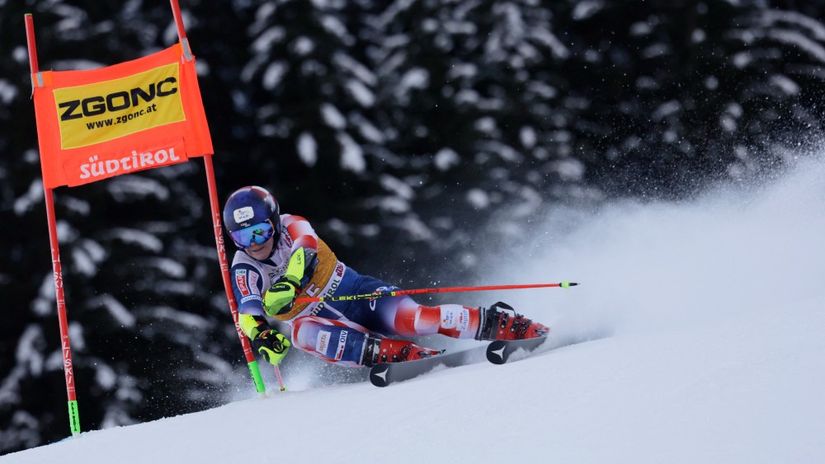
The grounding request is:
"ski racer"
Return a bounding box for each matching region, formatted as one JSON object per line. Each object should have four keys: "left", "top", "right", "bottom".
{"left": 223, "top": 185, "right": 549, "bottom": 368}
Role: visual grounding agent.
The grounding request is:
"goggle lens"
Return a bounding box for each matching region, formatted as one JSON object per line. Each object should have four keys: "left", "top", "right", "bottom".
{"left": 230, "top": 221, "right": 275, "bottom": 249}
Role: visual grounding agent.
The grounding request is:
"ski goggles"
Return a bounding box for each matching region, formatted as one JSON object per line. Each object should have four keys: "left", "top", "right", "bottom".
{"left": 230, "top": 221, "right": 275, "bottom": 249}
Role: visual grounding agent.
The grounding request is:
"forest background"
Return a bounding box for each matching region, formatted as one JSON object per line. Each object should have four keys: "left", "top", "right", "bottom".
{"left": 2, "top": 0, "right": 823, "bottom": 454}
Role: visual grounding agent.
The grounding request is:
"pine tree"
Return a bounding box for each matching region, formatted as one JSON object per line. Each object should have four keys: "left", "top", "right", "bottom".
{"left": 240, "top": 0, "right": 393, "bottom": 269}
{"left": 0, "top": 0, "right": 252, "bottom": 452}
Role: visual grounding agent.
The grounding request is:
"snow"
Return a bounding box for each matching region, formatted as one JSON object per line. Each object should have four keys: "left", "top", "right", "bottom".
{"left": 321, "top": 16, "right": 353, "bottom": 45}
{"left": 572, "top": 1, "right": 604, "bottom": 21}
{"left": 345, "top": 79, "right": 375, "bottom": 107}
{"left": 379, "top": 174, "right": 414, "bottom": 200}
{"left": 375, "top": 196, "right": 409, "bottom": 213}
{"left": 652, "top": 100, "right": 681, "bottom": 120}
{"left": 732, "top": 50, "right": 752, "bottom": 69}
{"left": 764, "top": 29, "right": 825, "bottom": 63}
{"left": 15, "top": 327, "right": 44, "bottom": 376}
{"left": 50, "top": 60, "right": 105, "bottom": 72}
{"left": 337, "top": 133, "right": 365, "bottom": 173}
{"left": 526, "top": 81, "right": 557, "bottom": 99}
{"left": 520, "top": 127, "right": 537, "bottom": 149}
{"left": 530, "top": 28, "right": 570, "bottom": 59}
{"left": 434, "top": 148, "right": 459, "bottom": 171}
{"left": 454, "top": 88, "right": 480, "bottom": 105}
{"left": 390, "top": 216, "right": 433, "bottom": 241}
{"left": 12, "top": 46, "right": 27, "bottom": 64}
{"left": 552, "top": 158, "right": 585, "bottom": 181}
{"left": 5, "top": 158, "right": 825, "bottom": 463}
{"left": 334, "top": 53, "right": 376, "bottom": 86}
{"left": 352, "top": 116, "right": 384, "bottom": 143}
{"left": 721, "top": 114, "right": 737, "bottom": 132}
{"left": 32, "top": 275, "right": 55, "bottom": 317}
{"left": 291, "top": 37, "right": 315, "bottom": 56}
{"left": 71, "top": 247, "right": 97, "bottom": 277}
{"left": 373, "top": 0, "right": 416, "bottom": 30}
{"left": 0, "top": 79, "right": 17, "bottom": 104}
{"left": 146, "top": 306, "right": 209, "bottom": 331}
{"left": 395, "top": 68, "right": 429, "bottom": 100}
{"left": 251, "top": 26, "right": 285, "bottom": 54}
{"left": 320, "top": 103, "right": 346, "bottom": 129}
{"left": 52, "top": 4, "right": 86, "bottom": 34}
{"left": 144, "top": 257, "right": 186, "bottom": 278}
{"left": 107, "top": 177, "right": 170, "bottom": 202}
{"left": 760, "top": 9, "right": 825, "bottom": 41}
{"left": 474, "top": 116, "right": 496, "bottom": 133}
{"left": 509, "top": 186, "right": 542, "bottom": 218}
{"left": 60, "top": 196, "right": 91, "bottom": 216}
{"left": 466, "top": 188, "right": 489, "bottom": 208}
{"left": 631, "top": 21, "right": 653, "bottom": 36}
{"left": 642, "top": 43, "right": 670, "bottom": 59}
{"left": 106, "top": 228, "right": 163, "bottom": 253}
{"left": 297, "top": 132, "right": 318, "bottom": 167}
{"left": 446, "top": 63, "right": 477, "bottom": 80}
{"left": 769, "top": 74, "right": 800, "bottom": 95}
{"left": 87, "top": 295, "right": 136, "bottom": 328}
{"left": 12, "top": 181, "right": 42, "bottom": 216}
{"left": 94, "top": 365, "right": 117, "bottom": 391}
{"left": 262, "top": 61, "right": 288, "bottom": 90}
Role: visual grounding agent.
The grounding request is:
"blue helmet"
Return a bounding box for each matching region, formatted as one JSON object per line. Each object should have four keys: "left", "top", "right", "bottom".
{"left": 223, "top": 186, "right": 281, "bottom": 249}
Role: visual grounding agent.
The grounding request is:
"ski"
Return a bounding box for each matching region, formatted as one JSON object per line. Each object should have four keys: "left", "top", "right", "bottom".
{"left": 369, "top": 336, "right": 548, "bottom": 387}
{"left": 369, "top": 346, "right": 484, "bottom": 387}
{"left": 485, "top": 336, "right": 548, "bottom": 364}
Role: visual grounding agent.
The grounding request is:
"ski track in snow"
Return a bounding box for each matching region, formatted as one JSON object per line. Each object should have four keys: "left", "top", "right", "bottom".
{"left": 3, "top": 157, "right": 825, "bottom": 463}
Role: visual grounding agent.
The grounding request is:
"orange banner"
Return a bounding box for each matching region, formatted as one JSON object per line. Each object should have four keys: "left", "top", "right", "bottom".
{"left": 32, "top": 44, "right": 213, "bottom": 188}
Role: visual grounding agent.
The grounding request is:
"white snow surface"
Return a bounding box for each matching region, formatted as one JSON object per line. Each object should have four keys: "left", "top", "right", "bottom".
{"left": 4, "top": 158, "right": 825, "bottom": 463}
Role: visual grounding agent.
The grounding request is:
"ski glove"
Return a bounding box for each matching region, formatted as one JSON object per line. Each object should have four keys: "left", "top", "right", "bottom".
{"left": 263, "top": 248, "right": 306, "bottom": 316}
{"left": 252, "top": 329, "right": 291, "bottom": 366}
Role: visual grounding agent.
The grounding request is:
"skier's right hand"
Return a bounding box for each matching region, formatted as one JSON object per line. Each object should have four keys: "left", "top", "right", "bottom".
{"left": 263, "top": 277, "right": 298, "bottom": 316}
{"left": 252, "top": 329, "right": 291, "bottom": 366}
{"left": 263, "top": 248, "right": 306, "bottom": 316}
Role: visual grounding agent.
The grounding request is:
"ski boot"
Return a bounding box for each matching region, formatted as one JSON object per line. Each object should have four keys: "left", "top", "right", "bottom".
{"left": 475, "top": 301, "right": 549, "bottom": 341}
{"left": 362, "top": 336, "right": 443, "bottom": 367}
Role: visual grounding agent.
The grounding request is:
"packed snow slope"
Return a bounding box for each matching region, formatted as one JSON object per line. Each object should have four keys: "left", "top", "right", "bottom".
{"left": 4, "top": 158, "right": 825, "bottom": 464}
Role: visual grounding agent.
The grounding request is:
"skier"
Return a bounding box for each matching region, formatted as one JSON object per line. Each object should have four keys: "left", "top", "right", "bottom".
{"left": 223, "top": 185, "right": 548, "bottom": 368}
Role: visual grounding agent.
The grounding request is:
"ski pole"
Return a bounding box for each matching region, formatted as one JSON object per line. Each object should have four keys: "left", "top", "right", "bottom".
{"left": 273, "top": 366, "right": 287, "bottom": 392}
{"left": 294, "top": 281, "right": 578, "bottom": 304}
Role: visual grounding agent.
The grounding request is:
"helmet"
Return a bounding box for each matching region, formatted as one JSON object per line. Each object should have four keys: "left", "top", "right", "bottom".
{"left": 223, "top": 186, "right": 281, "bottom": 249}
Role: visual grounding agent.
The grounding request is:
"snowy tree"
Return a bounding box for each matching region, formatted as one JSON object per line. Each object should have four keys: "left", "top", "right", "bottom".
{"left": 554, "top": 0, "right": 825, "bottom": 196}
{"left": 362, "top": 0, "right": 595, "bottom": 282}
{"left": 237, "top": 0, "right": 393, "bottom": 269}
{"left": 3, "top": 0, "right": 825, "bottom": 454}
{"left": 0, "top": 0, "right": 251, "bottom": 453}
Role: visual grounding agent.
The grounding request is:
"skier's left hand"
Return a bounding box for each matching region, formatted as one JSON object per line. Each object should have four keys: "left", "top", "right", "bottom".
{"left": 263, "top": 276, "right": 298, "bottom": 316}
{"left": 252, "top": 329, "right": 291, "bottom": 366}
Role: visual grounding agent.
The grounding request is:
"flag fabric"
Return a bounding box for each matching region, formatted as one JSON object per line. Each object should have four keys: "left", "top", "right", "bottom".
{"left": 32, "top": 44, "right": 213, "bottom": 188}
